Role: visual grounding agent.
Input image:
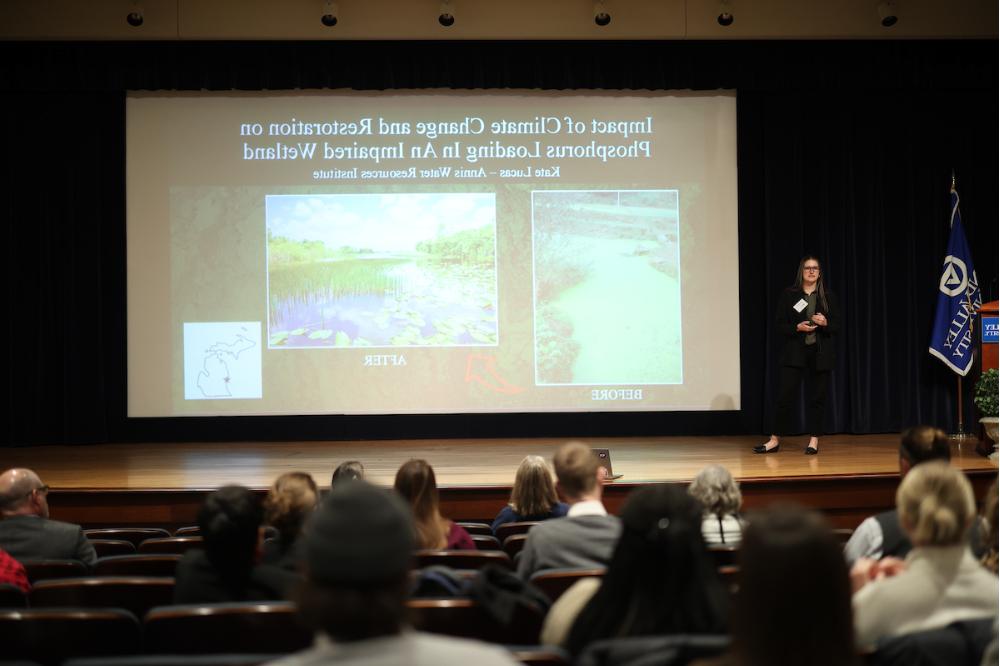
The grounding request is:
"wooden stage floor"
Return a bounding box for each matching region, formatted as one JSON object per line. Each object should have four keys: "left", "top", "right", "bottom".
{"left": 5, "top": 434, "right": 996, "bottom": 530}
{"left": 8, "top": 433, "right": 995, "bottom": 490}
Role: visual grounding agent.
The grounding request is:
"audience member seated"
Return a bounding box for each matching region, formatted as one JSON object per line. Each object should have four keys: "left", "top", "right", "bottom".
{"left": 695, "top": 505, "right": 857, "bottom": 666}
{"left": 977, "top": 478, "right": 998, "bottom": 574}
{"left": 331, "top": 460, "right": 365, "bottom": 488}
{"left": 491, "top": 455, "right": 568, "bottom": 535}
{"left": 844, "top": 425, "right": 950, "bottom": 565}
{"left": 516, "top": 442, "right": 622, "bottom": 579}
{"left": 174, "top": 485, "right": 299, "bottom": 603}
{"left": 394, "top": 459, "right": 475, "bottom": 550}
{"left": 266, "top": 481, "right": 520, "bottom": 666}
{"left": 0, "top": 467, "right": 97, "bottom": 567}
{"left": 688, "top": 464, "right": 746, "bottom": 546}
{"left": 851, "top": 462, "right": 999, "bottom": 649}
{"left": 262, "top": 472, "right": 318, "bottom": 571}
{"left": 542, "top": 484, "right": 728, "bottom": 655}
{"left": 0, "top": 546, "right": 30, "bottom": 593}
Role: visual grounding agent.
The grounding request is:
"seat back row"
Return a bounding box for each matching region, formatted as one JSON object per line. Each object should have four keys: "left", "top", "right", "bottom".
{"left": 0, "top": 599, "right": 558, "bottom": 665}
{"left": 22, "top": 556, "right": 183, "bottom": 582}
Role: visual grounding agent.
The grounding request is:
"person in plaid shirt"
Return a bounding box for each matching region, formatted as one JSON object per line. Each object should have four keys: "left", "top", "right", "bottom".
{"left": 0, "top": 547, "right": 29, "bottom": 594}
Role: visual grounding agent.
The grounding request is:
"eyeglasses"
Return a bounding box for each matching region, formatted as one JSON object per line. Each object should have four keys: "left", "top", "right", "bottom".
{"left": 31, "top": 484, "right": 50, "bottom": 497}
{"left": 803, "top": 266, "right": 820, "bottom": 272}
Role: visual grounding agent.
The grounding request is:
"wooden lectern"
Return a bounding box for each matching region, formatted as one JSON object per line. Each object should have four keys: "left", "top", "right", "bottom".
{"left": 976, "top": 301, "right": 998, "bottom": 456}
{"left": 979, "top": 300, "right": 998, "bottom": 371}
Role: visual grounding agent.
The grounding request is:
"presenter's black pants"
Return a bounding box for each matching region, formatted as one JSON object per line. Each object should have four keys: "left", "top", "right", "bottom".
{"left": 773, "top": 344, "right": 829, "bottom": 437}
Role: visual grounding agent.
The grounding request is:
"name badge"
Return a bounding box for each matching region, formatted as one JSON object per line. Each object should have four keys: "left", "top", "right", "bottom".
{"left": 793, "top": 299, "right": 808, "bottom": 313}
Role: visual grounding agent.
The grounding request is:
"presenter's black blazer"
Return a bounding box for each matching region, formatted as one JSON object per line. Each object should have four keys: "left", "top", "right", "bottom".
{"left": 774, "top": 287, "right": 840, "bottom": 371}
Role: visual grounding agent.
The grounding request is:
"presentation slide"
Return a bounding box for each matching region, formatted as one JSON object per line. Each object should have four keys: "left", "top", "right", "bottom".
{"left": 126, "top": 91, "right": 739, "bottom": 417}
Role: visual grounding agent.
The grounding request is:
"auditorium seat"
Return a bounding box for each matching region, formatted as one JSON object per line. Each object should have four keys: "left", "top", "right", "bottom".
{"left": 66, "top": 656, "right": 273, "bottom": 666}
{"left": 22, "top": 559, "right": 89, "bottom": 583}
{"left": 173, "top": 525, "right": 201, "bottom": 537}
{"left": 706, "top": 544, "right": 739, "bottom": 567}
{"left": 508, "top": 646, "right": 570, "bottom": 665}
{"left": 503, "top": 534, "right": 529, "bottom": 559}
{"left": 89, "top": 539, "right": 137, "bottom": 558}
{"left": 717, "top": 565, "right": 740, "bottom": 595}
{"left": 407, "top": 598, "right": 544, "bottom": 644}
{"left": 94, "top": 554, "right": 181, "bottom": 577}
{"left": 143, "top": 602, "right": 312, "bottom": 654}
{"left": 30, "top": 576, "right": 175, "bottom": 619}
{"left": 529, "top": 568, "right": 606, "bottom": 602}
{"left": 415, "top": 550, "right": 513, "bottom": 571}
{"left": 495, "top": 521, "right": 540, "bottom": 542}
{"left": 0, "top": 583, "right": 28, "bottom": 607}
{"left": 575, "top": 634, "right": 730, "bottom": 666}
{"left": 137, "top": 536, "right": 204, "bottom": 555}
{"left": 472, "top": 535, "right": 503, "bottom": 551}
{"left": 457, "top": 522, "right": 494, "bottom": 536}
{"left": 0, "top": 607, "right": 142, "bottom": 666}
{"left": 833, "top": 528, "right": 854, "bottom": 545}
{"left": 84, "top": 528, "right": 171, "bottom": 547}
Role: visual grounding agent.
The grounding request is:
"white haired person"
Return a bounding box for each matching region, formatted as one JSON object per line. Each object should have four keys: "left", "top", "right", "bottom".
{"left": 688, "top": 464, "right": 746, "bottom": 546}
{"left": 851, "top": 462, "right": 999, "bottom": 649}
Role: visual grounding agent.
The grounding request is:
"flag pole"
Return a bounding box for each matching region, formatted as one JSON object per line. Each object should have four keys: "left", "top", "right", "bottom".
{"left": 954, "top": 375, "right": 966, "bottom": 438}
{"left": 949, "top": 172, "right": 963, "bottom": 439}
{"left": 935, "top": 171, "right": 980, "bottom": 440}
{"left": 949, "top": 171, "right": 973, "bottom": 440}
{"left": 952, "top": 256, "right": 978, "bottom": 441}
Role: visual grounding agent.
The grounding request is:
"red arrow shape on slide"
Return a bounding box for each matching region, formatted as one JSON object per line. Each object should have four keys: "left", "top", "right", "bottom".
{"left": 464, "top": 354, "right": 524, "bottom": 394}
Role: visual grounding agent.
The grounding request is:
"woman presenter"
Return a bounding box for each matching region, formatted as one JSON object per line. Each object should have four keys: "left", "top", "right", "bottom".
{"left": 754, "top": 256, "right": 839, "bottom": 455}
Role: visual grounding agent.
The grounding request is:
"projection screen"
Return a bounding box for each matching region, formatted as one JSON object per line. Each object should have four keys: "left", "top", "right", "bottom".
{"left": 126, "top": 90, "right": 739, "bottom": 416}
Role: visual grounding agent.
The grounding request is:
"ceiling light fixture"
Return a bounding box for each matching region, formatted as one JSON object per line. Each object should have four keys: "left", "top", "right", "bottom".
{"left": 321, "top": 0, "right": 339, "bottom": 27}
{"left": 594, "top": 1, "right": 611, "bottom": 26}
{"left": 439, "top": 0, "right": 455, "bottom": 27}
{"left": 877, "top": 0, "right": 898, "bottom": 27}
{"left": 126, "top": 1, "right": 144, "bottom": 27}
{"left": 717, "top": 0, "right": 734, "bottom": 26}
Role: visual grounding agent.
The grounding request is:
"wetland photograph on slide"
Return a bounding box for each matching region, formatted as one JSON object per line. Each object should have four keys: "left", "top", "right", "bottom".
{"left": 266, "top": 192, "right": 498, "bottom": 349}
{"left": 532, "top": 189, "right": 682, "bottom": 386}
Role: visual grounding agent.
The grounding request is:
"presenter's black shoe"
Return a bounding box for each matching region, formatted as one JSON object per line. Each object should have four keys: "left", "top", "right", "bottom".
{"left": 804, "top": 446, "right": 819, "bottom": 455}
{"left": 752, "top": 443, "right": 780, "bottom": 454}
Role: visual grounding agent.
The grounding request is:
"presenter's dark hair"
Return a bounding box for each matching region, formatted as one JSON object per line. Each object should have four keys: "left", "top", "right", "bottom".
{"left": 899, "top": 425, "right": 950, "bottom": 465}
{"left": 564, "top": 485, "right": 728, "bottom": 656}
{"left": 198, "top": 485, "right": 263, "bottom": 579}
{"left": 793, "top": 255, "right": 829, "bottom": 311}
{"left": 733, "top": 505, "right": 857, "bottom": 666}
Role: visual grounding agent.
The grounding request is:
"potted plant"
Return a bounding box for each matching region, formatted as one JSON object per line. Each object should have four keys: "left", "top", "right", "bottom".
{"left": 974, "top": 368, "right": 999, "bottom": 448}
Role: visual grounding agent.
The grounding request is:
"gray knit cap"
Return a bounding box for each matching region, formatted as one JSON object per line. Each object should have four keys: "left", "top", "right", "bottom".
{"left": 304, "top": 481, "right": 414, "bottom": 584}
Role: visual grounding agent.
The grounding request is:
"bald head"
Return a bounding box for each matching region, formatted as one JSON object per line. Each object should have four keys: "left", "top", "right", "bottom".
{"left": 0, "top": 468, "right": 48, "bottom": 518}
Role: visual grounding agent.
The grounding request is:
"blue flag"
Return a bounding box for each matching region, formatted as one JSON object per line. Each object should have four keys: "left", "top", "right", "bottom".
{"left": 929, "top": 187, "right": 981, "bottom": 375}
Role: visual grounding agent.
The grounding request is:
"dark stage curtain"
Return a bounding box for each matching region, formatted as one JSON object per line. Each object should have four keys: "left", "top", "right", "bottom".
{"left": 0, "top": 40, "right": 996, "bottom": 445}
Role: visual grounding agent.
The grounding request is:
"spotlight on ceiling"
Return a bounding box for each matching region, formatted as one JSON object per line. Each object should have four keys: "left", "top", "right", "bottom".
{"left": 321, "top": 0, "right": 339, "bottom": 27}
{"left": 877, "top": 0, "right": 898, "bottom": 27}
{"left": 594, "top": 1, "right": 611, "bottom": 26}
{"left": 439, "top": 0, "right": 455, "bottom": 27}
{"left": 717, "top": 0, "right": 734, "bottom": 26}
{"left": 125, "top": 2, "right": 143, "bottom": 27}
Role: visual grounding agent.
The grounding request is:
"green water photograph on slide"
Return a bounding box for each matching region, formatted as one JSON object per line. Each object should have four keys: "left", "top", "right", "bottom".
{"left": 532, "top": 190, "right": 682, "bottom": 385}
{"left": 266, "top": 193, "right": 498, "bottom": 349}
